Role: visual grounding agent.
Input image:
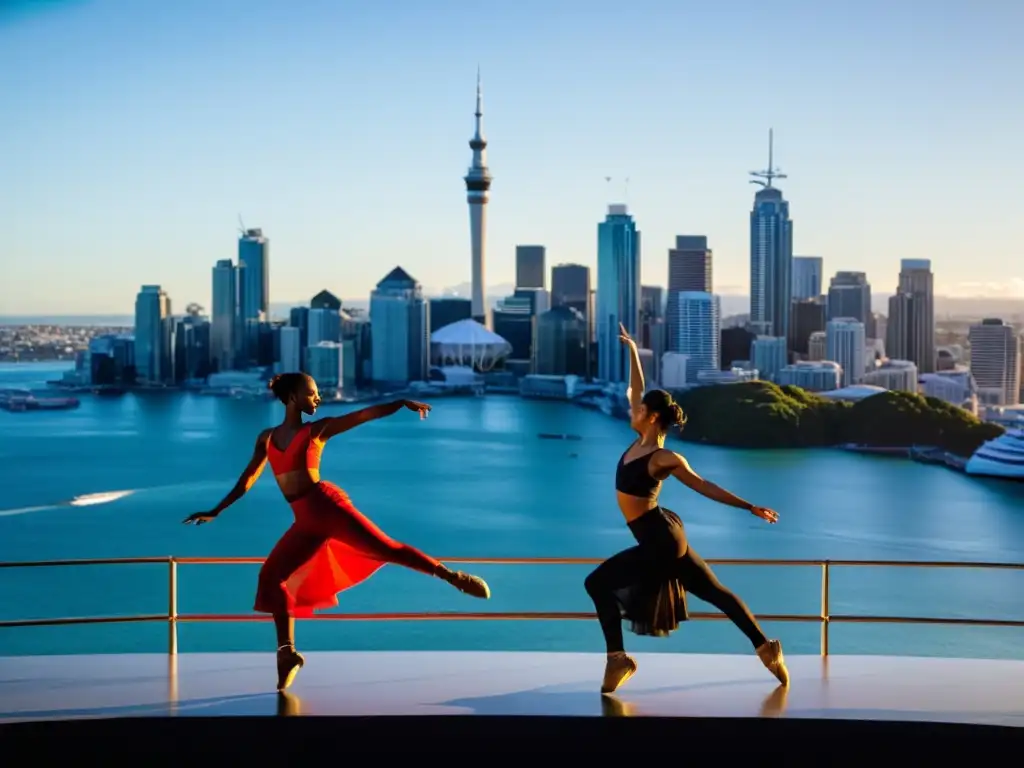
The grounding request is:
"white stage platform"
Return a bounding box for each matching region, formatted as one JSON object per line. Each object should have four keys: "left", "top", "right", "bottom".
{"left": 1, "top": 651, "right": 1022, "bottom": 727}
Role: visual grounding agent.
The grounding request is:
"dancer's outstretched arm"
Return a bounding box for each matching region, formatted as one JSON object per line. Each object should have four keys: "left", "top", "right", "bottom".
{"left": 649, "top": 451, "right": 779, "bottom": 524}
{"left": 183, "top": 429, "right": 271, "bottom": 524}
{"left": 313, "top": 399, "right": 431, "bottom": 441}
{"left": 618, "top": 322, "right": 644, "bottom": 410}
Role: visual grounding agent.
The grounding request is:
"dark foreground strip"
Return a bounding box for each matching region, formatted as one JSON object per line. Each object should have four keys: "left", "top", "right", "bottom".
{"left": 1, "top": 715, "right": 1019, "bottom": 758}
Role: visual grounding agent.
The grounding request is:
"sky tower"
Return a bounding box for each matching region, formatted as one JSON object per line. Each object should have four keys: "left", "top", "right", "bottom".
{"left": 464, "top": 69, "right": 492, "bottom": 326}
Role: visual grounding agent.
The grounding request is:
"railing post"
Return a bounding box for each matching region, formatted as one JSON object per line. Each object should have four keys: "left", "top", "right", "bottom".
{"left": 168, "top": 557, "right": 178, "bottom": 656}
{"left": 820, "top": 561, "right": 830, "bottom": 657}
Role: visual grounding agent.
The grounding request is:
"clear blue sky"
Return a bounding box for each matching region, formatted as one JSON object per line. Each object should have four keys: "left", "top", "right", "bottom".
{"left": 1, "top": 0, "right": 1021, "bottom": 315}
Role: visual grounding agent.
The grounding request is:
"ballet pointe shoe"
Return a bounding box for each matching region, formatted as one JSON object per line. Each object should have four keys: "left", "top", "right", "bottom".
{"left": 276, "top": 645, "right": 305, "bottom": 692}
{"left": 756, "top": 639, "right": 790, "bottom": 687}
{"left": 601, "top": 652, "right": 638, "bottom": 694}
{"left": 439, "top": 567, "right": 491, "bottom": 599}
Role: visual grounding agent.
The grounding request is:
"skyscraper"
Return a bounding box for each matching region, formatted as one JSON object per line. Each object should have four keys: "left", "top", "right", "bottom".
{"left": 464, "top": 70, "right": 492, "bottom": 326}
{"left": 210, "top": 259, "right": 237, "bottom": 372}
{"left": 669, "top": 291, "right": 720, "bottom": 384}
{"left": 134, "top": 285, "right": 172, "bottom": 384}
{"left": 792, "top": 256, "right": 823, "bottom": 301}
{"left": 886, "top": 259, "right": 935, "bottom": 374}
{"left": 826, "top": 318, "right": 866, "bottom": 387}
{"left": 748, "top": 130, "right": 793, "bottom": 340}
{"left": 596, "top": 204, "right": 641, "bottom": 383}
{"left": 237, "top": 227, "right": 269, "bottom": 367}
{"left": 668, "top": 236, "right": 712, "bottom": 293}
{"left": 968, "top": 319, "right": 1021, "bottom": 406}
{"left": 515, "top": 245, "right": 546, "bottom": 289}
{"left": 666, "top": 235, "right": 712, "bottom": 355}
{"left": 827, "top": 271, "right": 874, "bottom": 337}
{"left": 551, "top": 263, "right": 593, "bottom": 379}
{"left": 369, "top": 266, "right": 430, "bottom": 387}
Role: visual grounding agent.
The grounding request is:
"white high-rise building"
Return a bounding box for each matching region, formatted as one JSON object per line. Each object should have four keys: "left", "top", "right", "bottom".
{"left": 863, "top": 359, "right": 918, "bottom": 392}
{"left": 826, "top": 318, "right": 866, "bottom": 387}
{"left": 668, "top": 291, "right": 720, "bottom": 384}
{"left": 969, "top": 319, "right": 1021, "bottom": 406}
{"left": 776, "top": 360, "right": 842, "bottom": 392}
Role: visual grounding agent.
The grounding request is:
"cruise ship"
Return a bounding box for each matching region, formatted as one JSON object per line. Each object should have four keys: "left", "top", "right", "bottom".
{"left": 964, "top": 428, "right": 1024, "bottom": 480}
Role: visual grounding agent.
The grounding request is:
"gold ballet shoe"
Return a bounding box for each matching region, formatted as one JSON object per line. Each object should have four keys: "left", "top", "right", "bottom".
{"left": 276, "top": 645, "right": 305, "bottom": 691}
{"left": 756, "top": 639, "right": 790, "bottom": 687}
{"left": 601, "top": 652, "right": 638, "bottom": 694}
{"left": 443, "top": 569, "right": 491, "bottom": 599}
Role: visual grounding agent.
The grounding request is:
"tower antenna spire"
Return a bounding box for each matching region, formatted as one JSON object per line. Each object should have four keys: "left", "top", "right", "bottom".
{"left": 749, "top": 128, "right": 787, "bottom": 188}
{"left": 464, "top": 68, "right": 493, "bottom": 327}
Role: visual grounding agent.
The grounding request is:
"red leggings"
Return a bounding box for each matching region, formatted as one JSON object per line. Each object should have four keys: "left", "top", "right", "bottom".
{"left": 254, "top": 481, "right": 441, "bottom": 617}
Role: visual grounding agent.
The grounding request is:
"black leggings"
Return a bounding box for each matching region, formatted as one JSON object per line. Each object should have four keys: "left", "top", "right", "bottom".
{"left": 584, "top": 544, "right": 769, "bottom": 654}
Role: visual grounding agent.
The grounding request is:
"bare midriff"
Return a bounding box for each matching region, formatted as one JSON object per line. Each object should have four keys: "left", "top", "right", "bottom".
{"left": 274, "top": 468, "right": 321, "bottom": 503}
{"left": 616, "top": 491, "right": 660, "bottom": 525}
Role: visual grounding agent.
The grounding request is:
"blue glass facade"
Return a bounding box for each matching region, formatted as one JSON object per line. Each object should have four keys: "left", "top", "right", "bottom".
{"left": 596, "top": 205, "right": 641, "bottom": 384}
{"left": 749, "top": 188, "right": 793, "bottom": 341}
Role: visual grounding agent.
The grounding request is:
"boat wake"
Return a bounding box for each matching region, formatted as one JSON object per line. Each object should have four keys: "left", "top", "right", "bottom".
{"left": 0, "top": 479, "right": 229, "bottom": 518}
{"left": 0, "top": 490, "right": 137, "bottom": 517}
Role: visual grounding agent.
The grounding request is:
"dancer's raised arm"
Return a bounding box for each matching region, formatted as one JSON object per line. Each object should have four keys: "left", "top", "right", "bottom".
{"left": 313, "top": 399, "right": 431, "bottom": 441}
{"left": 650, "top": 450, "right": 779, "bottom": 523}
{"left": 618, "top": 322, "right": 644, "bottom": 410}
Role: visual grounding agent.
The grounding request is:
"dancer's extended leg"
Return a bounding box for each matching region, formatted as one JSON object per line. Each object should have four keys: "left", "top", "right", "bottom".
{"left": 321, "top": 498, "right": 490, "bottom": 599}
{"left": 584, "top": 546, "right": 654, "bottom": 693}
{"left": 677, "top": 547, "right": 789, "bottom": 686}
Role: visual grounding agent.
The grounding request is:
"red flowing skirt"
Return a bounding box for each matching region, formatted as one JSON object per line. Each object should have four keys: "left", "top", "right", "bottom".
{"left": 253, "top": 481, "right": 429, "bottom": 618}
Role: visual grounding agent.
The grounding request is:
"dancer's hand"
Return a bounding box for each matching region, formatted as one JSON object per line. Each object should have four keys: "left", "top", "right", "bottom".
{"left": 618, "top": 322, "right": 635, "bottom": 346}
{"left": 750, "top": 505, "right": 779, "bottom": 524}
{"left": 183, "top": 510, "right": 218, "bottom": 526}
{"left": 402, "top": 400, "right": 432, "bottom": 420}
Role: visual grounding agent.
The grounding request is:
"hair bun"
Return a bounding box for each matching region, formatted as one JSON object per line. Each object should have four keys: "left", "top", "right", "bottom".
{"left": 669, "top": 402, "right": 686, "bottom": 427}
{"left": 267, "top": 375, "right": 281, "bottom": 391}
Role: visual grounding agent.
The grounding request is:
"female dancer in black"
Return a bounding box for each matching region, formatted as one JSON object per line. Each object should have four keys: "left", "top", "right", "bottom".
{"left": 584, "top": 324, "right": 789, "bottom": 694}
{"left": 184, "top": 373, "right": 490, "bottom": 691}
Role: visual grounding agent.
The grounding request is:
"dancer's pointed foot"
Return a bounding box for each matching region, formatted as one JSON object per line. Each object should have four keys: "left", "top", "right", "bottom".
{"left": 276, "top": 645, "right": 305, "bottom": 691}
{"left": 756, "top": 639, "right": 790, "bottom": 687}
{"left": 441, "top": 568, "right": 491, "bottom": 599}
{"left": 601, "top": 652, "right": 638, "bottom": 694}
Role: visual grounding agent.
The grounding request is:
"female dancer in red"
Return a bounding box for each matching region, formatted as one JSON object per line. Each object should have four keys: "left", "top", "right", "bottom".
{"left": 583, "top": 324, "right": 789, "bottom": 694}
{"left": 183, "top": 372, "right": 490, "bottom": 691}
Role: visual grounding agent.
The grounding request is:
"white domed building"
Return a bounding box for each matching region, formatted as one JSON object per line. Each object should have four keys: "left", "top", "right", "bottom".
{"left": 405, "top": 319, "right": 513, "bottom": 395}
{"left": 430, "top": 319, "right": 512, "bottom": 372}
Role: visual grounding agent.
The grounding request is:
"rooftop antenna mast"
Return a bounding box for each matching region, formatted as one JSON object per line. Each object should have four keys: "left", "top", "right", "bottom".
{"left": 749, "top": 128, "right": 787, "bottom": 188}
{"left": 237, "top": 214, "right": 246, "bottom": 236}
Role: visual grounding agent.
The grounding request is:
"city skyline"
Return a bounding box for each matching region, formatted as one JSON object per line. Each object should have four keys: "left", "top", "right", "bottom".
{"left": 2, "top": 0, "right": 1022, "bottom": 314}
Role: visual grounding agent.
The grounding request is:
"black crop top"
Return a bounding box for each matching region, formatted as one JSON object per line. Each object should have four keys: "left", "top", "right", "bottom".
{"left": 615, "top": 444, "right": 664, "bottom": 499}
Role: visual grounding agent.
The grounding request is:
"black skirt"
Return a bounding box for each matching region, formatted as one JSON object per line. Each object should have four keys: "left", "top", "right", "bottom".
{"left": 613, "top": 506, "right": 690, "bottom": 638}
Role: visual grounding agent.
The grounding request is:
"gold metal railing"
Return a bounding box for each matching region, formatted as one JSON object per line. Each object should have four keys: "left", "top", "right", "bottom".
{"left": 1, "top": 556, "right": 1022, "bottom": 657}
